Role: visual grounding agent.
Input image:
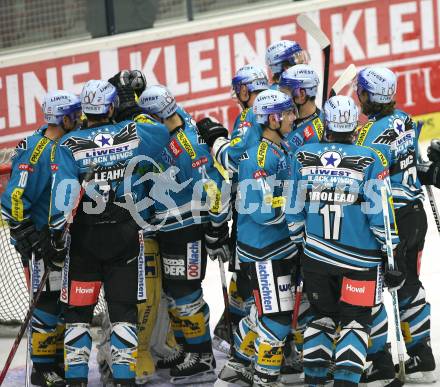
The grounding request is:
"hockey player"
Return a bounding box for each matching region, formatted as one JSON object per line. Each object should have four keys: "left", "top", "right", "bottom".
{"left": 48, "top": 80, "right": 169, "bottom": 387}
{"left": 216, "top": 89, "right": 298, "bottom": 387}
{"left": 265, "top": 40, "right": 309, "bottom": 90}
{"left": 138, "top": 84, "right": 230, "bottom": 384}
{"left": 417, "top": 138, "right": 440, "bottom": 188}
{"left": 287, "top": 95, "right": 402, "bottom": 387}
{"left": 197, "top": 64, "right": 269, "bottom": 353}
{"left": 1, "top": 90, "right": 81, "bottom": 387}
{"left": 354, "top": 67, "right": 436, "bottom": 384}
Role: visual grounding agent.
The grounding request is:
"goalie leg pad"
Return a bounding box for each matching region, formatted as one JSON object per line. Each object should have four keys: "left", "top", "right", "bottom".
{"left": 367, "top": 303, "right": 388, "bottom": 357}
{"left": 64, "top": 323, "right": 92, "bottom": 382}
{"left": 110, "top": 322, "right": 138, "bottom": 382}
{"left": 31, "top": 307, "right": 58, "bottom": 367}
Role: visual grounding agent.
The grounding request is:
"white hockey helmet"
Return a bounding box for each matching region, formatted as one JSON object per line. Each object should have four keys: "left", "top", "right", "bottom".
{"left": 80, "top": 80, "right": 118, "bottom": 115}
{"left": 279, "top": 64, "right": 320, "bottom": 97}
{"left": 324, "top": 95, "right": 359, "bottom": 133}
{"left": 138, "top": 85, "right": 177, "bottom": 119}
{"left": 355, "top": 67, "right": 397, "bottom": 104}
{"left": 253, "top": 89, "right": 294, "bottom": 125}
{"left": 231, "top": 65, "right": 269, "bottom": 96}
{"left": 42, "top": 90, "right": 81, "bottom": 125}
{"left": 265, "top": 40, "right": 309, "bottom": 75}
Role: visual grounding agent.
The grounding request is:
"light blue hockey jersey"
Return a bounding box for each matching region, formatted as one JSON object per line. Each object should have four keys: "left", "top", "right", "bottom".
{"left": 1, "top": 126, "right": 56, "bottom": 230}
{"left": 49, "top": 119, "right": 169, "bottom": 231}
{"left": 152, "top": 107, "right": 230, "bottom": 232}
{"left": 285, "top": 109, "right": 324, "bottom": 153}
{"left": 355, "top": 109, "right": 424, "bottom": 209}
{"left": 236, "top": 138, "right": 297, "bottom": 262}
{"left": 286, "top": 142, "right": 399, "bottom": 271}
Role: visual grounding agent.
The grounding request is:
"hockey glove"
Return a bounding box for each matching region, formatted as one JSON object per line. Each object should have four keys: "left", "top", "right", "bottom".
{"left": 383, "top": 242, "right": 406, "bottom": 292}
{"left": 417, "top": 160, "right": 440, "bottom": 188}
{"left": 39, "top": 228, "right": 67, "bottom": 271}
{"left": 427, "top": 138, "right": 440, "bottom": 163}
{"left": 196, "top": 118, "right": 228, "bottom": 148}
{"left": 9, "top": 221, "right": 43, "bottom": 264}
{"left": 205, "top": 222, "right": 230, "bottom": 262}
{"left": 108, "top": 71, "right": 143, "bottom": 122}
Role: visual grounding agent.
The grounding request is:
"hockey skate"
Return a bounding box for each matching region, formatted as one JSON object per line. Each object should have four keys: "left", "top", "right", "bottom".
{"left": 360, "top": 345, "right": 402, "bottom": 387}
{"left": 31, "top": 365, "right": 66, "bottom": 387}
{"left": 169, "top": 352, "right": 217, "bottom": 384}
{"left": 395, "top": 340, "right": 437, "bottom": 384}
{"left": 214, "top": 357, "right": 253, "bottom": 386}
{"left": 156, "top": 344, "right": 186, "bottom": 369}
{"left": 252, "top": 370, "right": 284, "bottom": 387}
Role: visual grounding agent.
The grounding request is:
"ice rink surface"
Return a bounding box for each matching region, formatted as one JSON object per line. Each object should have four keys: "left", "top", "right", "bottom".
{"left": 1, "top": 189, "right": 440, "bottom": 386}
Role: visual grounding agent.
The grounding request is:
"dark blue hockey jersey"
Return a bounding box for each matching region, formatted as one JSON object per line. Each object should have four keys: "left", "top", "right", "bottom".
{"left": 49, "top": 119, "right": 169, "bottom": 231}
{"left": 355, "top": 109, "right": 424, "bottom": 209}
{"left": 1, "top": 126, "right": 56, "bottom": 230}
{"left": 236, "top": 138, "right": 297, "bottom": 263}
{"left": 152, "top": 107, "right": 230, "bottom": 232}
{"left": 286, "top": 142, "right": 399, "bottom": 271}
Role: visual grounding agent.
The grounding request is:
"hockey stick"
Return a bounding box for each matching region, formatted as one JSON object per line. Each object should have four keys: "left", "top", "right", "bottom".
{"left": 329, "top": 64, "right": 357, "bottom": 97}
{"left": 24, "top": 254, "right": 34, "bottom": 387}
{"left": 218, "top": 258, "right": 235, "bottom": 355}
{"left": 380, "top": 186, "right": 406, "bottom": 383}
{"left": 291, "top": 274, "right": 303, "bottom": 329}
{"left": 0, "top": 167, "right": 95, "bottom": 385}
{"left": 297, "top": 13, "right": 331, "bottom": 105}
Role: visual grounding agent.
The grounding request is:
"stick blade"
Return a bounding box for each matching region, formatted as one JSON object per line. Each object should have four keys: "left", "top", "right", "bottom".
{"left": 330, "top": 64, "right": 357, "bottom": 97}
{"left": 297, "top": 13, "right": 330, "bottom": 49}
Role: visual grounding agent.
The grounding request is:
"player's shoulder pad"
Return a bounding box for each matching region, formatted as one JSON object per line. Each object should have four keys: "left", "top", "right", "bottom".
{"left": 248, "top": 140, "right": 281, "bottom": 172}
{"left": 355, "top": 120, "right": 375, "bottom": 145}
{"left": 133, "top": 112, "right": 157, "bottom": 125}
{"left": 20, "top": 125, "right": 53, "bottom": 165}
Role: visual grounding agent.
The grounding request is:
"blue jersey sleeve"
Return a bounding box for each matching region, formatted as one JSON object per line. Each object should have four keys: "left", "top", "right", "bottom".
{"left": 1, "top": 135, "right": 52, "bottom": 227}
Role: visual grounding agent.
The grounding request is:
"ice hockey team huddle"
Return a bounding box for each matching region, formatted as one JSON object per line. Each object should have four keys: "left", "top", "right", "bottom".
{"left": 2, "top": 37, "right": 440, "bottom": 387}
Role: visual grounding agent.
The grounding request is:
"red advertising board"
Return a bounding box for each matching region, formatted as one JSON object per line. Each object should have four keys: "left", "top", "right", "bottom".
{"left": 0, "top": 0, "right": 439, "bottom": 147}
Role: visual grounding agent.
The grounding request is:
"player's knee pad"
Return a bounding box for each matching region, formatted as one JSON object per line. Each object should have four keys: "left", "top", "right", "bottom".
{"left": 303, "top": 316, "right": 336, "bottom": 380}
{"left": 65, "top": 323, "right": 92, "bottom": 382}
{"left": 334, "top": 320, "right": 369, "bottom": 384}
{"left": 234, "top": 309, "right": 258, "bottom": 362}
{"left": 367, "top": 303, "right": 388, "bottom": 357}
{"left": 111, "top": 322, "right": 137, "bottom": 382}
{"left": 399, "top": 287, "right": 431, "bottom": 349}
{"left": 31, "top": 308, "right": 58, "bottom": 365}
{"left": 107, "top": 302, "right": 137, "bottom": 325}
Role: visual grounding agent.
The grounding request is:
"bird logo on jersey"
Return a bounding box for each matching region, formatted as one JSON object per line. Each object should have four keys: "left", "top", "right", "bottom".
{"left": 297, "top": 150, "right": 374, "bottom": 173}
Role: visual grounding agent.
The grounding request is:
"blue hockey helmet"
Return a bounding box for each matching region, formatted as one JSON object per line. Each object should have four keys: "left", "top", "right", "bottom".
{"left": 279, "top": 64, "right": 320, "bottom": 97}
{"left": 265, "top": 40, "right": 309, "bottom": 75}
{"left": 231, "top": 64, "right": 269, "bottom": 96}
{"left": 42, "top": 90, "right": 81, "bottom": 125}
{"left": 355, "top": 67, "right": 397, "bottom": 104}
{"left": 253, "top": 89, "right": 295, "bottom": 125}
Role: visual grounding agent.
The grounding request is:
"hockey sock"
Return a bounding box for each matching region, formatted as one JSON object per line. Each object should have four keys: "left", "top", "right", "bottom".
{"left": 367, "top": 303, "right": 388, "bottom": 357}
{"left": 174, "top": 289, "right": 212, "bottom": 353}
{"left": 334, "top": 320, "right": 369, "bottom": 385}
{"left": 55, "top": 320, "right": 66, "bottom": 369}
{"left": 399, "top": 287, "right": 431, "bottom": 350}
{"left": 64, "top": 323, "right": 92, "bottom": 382}
{"left": 254, "top": 315, "right": 290, "bottom": 377}
{"left": 229, "top": 273, "right": 253, "bottom": 323}
{"left": 303, "top": 317, "right": 336, "bottom": 385}
{"left": 233, "top": 313, "right": 258, "bottom": 362}
{"left": 294, "top": 292, "right": 313, "bottom": 352}
{"left": 111, "top": 322, "right": 138, "bottom": 382}
{"left": 31, "top": 308, "right": 58, "bottom": 369}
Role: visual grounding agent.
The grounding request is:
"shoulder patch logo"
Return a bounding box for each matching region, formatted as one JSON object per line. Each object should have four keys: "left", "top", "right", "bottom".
{"left": 312, "top": 118, "right": 324, "bottom": 140}
{"left": 177, "top": 131, "right": 196, "bottom": 159}
{"left": 30, "top": 137, "right": 50, "bottom": 164}
{"left": 355, "top": 121, "right": 374, "bottom": 145}
{"left": 257, "top": 141, "right": 268, "bottom": 168}
{"left": 240, "top": 108, "right": 250, "bottom": 122}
